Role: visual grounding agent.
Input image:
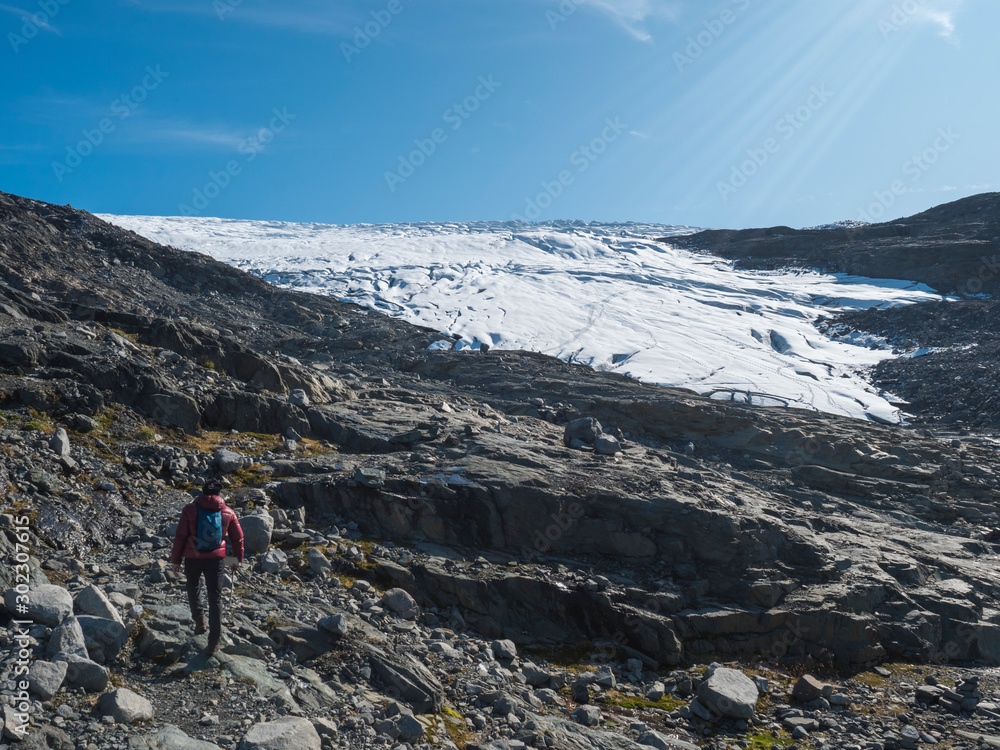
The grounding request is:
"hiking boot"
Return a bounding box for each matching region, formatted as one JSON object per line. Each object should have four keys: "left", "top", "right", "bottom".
{"left": 205, "top": 638, "right": 220, "bottom": 657}
{"left": 194, "top": 622, "right": 207, "bottom": 635}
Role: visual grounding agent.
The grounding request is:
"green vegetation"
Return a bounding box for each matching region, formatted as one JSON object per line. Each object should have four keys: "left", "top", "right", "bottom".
{"left": 746, "top": 732, "right": 793, "bottom": 750}
{"left": 603, "top": 690, "right": 685, "bottom": 712}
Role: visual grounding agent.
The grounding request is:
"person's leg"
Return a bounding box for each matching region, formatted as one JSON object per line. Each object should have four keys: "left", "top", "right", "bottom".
{"left": 204, "top": 558, "right": 224, "bottom": 652}
{"left": 184, "top": 558, "right": 206, "bottom": 633}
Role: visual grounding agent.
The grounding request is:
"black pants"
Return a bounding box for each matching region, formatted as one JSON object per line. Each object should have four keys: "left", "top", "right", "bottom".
{"left": 185, "top": 557, "right": 224, "bottom": 641}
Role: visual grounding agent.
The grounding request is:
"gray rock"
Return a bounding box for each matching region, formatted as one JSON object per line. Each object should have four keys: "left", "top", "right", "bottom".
{"left": 594, "top": 435, "right": 622, "bottom": 455}
{"left": 572, "top": 705, "right": 602, "bottom": 727}
{"left": 317, "top": 614, "right": 349, "bottom": 637}
{"left": 4, "top": 584, "right": 73, "bottom": 626}
{"left": 3, "top": 703, "right": 28, "bottom": 741}
{"left": 364, "top": 643, "right": 444, "bottom": 713}
{"left": 791, "top": 674, "right": 825, "bottom": 703}
{"left": 46, "top": 616, "right": 88, "bottom": 659}
{"left": 536, "top": 688, "right": 560, "bottom": 704}
{"left": 241, "top": 513, "right": 274, "bottom": 556}
{"left": 354, "top": 467, "right": 386, "bottom": 488}
{"left": 521, "top": 661, "right": 552, "bottom": 687}
{"left": 214, "top": 448, "right": 249, "bottom": 474}
{"left": 306, "top": 548, "right": 330, "bottom": 575}
{"left": 393, "top": 715, "right": 424, "bottom": 742}
{"left": 74, "top": 584, "right": 125, "bottom": 626}
{"left": 491, "top": 639, "right": 517, "bottom": 661}
{"left": 238, "top": 717, "right": 321, "bottom": 750}
{"left": 638, "top": 731, "right": 699, "bottom": 750}
{"left": 696, "top": 667, "right": 758, "bottom": 720}
{"left": 100, "top": 688, "right": 154, "bottom": 723}
{"left": 645, "top": 682, "right": 666, "bottom": 701}
{"left": 260, "top": 549, "right": 287, "bottom": 574}
{"left": 144, "top": 725, "right": 223, "bottom": 750}
{"left": 381, "top": 588, "right": 419, "bottom": 620}
{"left": 27, "top": 660, "right": 67, "bottom": 700}
{"left": 288, "top": 390, "right": 310, "bottom": 408}
{"left": 54, "top": 653, "right": 109, "bottom": 692}
{"left": 49, "top": 428, "right": 70, "bottom": 457}
{"left": 595, "top": 665, "right": 616, "bottom": 688}
{"left": 564, "top": 417, "right": 602, "bottom": 447}
{"left": 77, "top": 614, "right": 129, "bottom": 663}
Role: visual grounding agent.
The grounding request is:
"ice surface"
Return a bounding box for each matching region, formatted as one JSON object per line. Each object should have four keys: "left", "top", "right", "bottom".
{"left": 101, "top": 215, "right": 944, "bottom": 424}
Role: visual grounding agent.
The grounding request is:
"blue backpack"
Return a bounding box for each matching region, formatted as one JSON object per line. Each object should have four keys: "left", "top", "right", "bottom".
{"left": 195, "top": 506, "right": 223, "bottom": 552}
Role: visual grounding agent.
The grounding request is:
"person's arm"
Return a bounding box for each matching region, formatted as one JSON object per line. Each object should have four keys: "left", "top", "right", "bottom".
{"left": 227, "top": 511, "right": 245, "bottom": 564}
{"left": 170, "top": 505, "right": 192, "bottom": 573}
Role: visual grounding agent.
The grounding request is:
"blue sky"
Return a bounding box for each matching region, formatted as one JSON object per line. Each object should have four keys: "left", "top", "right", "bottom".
{"left": 1, "top": 0, "right": 996, "bottom": 228}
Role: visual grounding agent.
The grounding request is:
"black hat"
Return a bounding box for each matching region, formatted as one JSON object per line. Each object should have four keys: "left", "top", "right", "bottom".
{"left": 203, "top": 480, "right": 224, "bottom": 495}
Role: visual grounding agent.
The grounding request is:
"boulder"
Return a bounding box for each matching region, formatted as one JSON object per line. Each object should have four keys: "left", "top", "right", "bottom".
{"left": 491, "top": 639, "right": 518, "bottom": 661}
{"left": 572, "top": 705, "right": 602, "bottom": 727}
{"left": 288, "top": 390, "right": 310, "bottom": 408}
{"left": 49, "top": 428, "right": 70, "bottom": 457}
{"left": 46, "top": 617, "right": 88, "bottom": 659}
{"left": 354, "top": 467, "right": 385, "bottom": 488}
{"left": 364, "top": 643, "right": 444, "bottom": 713}
{"left": 215, "top": 448, "right": 250, "bottom": 473}
{"left": 306, "top": 549, "right": 331, "bottom": 575}
{"left": 317, "top": 614, "right": 349, "bottom": 637}
{"left": 594, "top": 435, "right": 622, "bottom": 455}
{"left": 792, "top": 674, "right": 826, "bottom": 703}
{"left": 77, "top": 615, "right": 129, "bottom": 663}
{"left": 74, "top": 584, "right": 125, "bottom": 625}
{"left": 99, "top": 687, "right": 154, "bottom": 723}
{"left": 27, "top": 660, "right": 67, "bottom": 700}
{"left": 260, "top": 549, "right": 287, "bottom": 574}
{"left": 381, "top": 588, "right": 419, "bottom": 620}
{"left": 639, "top": 731, "right": 699, "bottom": 750}
{"left": 238, "top": 718, "right": 321, "bottom": 750}
{"left": 241, "top": 513, "right": 274, "bottom": 556}
{"left": 54, "top": 653, "right": 109, "bottom": 692}
{"left": 564, "top": 417, "right": 602, "bottom": 448}
{"left": 695, "top": 667, "right": 759, "bottom": 720}
{"left": 143, "top": 725, "right": 222, "bottom": 750}
{"left": 4, "top": 584, "right": 73, "bottom": 626}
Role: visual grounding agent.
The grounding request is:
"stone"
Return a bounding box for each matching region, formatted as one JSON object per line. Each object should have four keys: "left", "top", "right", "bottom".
{"left": 46, "top": 617, "right": 89, "bottom": 659}
{"left": 646, "top": 682, "right": 666, "bottom": 701}
{"left": 306, "top": 548, "right": 331, "bottom": 575}
{"left": 639, "top": 731, "right": 699, "bottom": 750}
{"left": 900, "top": 724, "right": 920, "bottom": 750}
{"left": 364, "top": 643, "right": 444, "bottom": 713}
{"left": 77, "top": 615, "right": 129, "bottom": 663}
{"left": 354, "top": 467, "right": 386, "bottom": 488}
{"left": 521, "top": 662, "right": 552, "bottom": 687}
{"left": 792, "top": 674, "right": 826, "bottom": 703}
{"left": 491, "top": 639, "right": 517, "bottom": 661}
{"left": 564, "top": 417, "right": 602, "bottom": 447}
{"left": 536, "top": 688, "right": 560, "bottom": 704}
{"left": 317, "top": 614, "right": 349, "bottom": 637}
{"left": 3, "top": 703, "right": 28, "bottom": 741}
{"left": 4, "top": 584, "right": 73, "bottom": 626}
{"left": 54, "top": 653, "right": 109, "bottom": 692}
{"left": 595, "top": 665, "right": 616, "bottom": 688}
{"left": 99, "top": 688, "right": 154, "bottom": 723}
{"left": 259, "top": 549, "right": 287, "bottom": 574}
{"left": 288, "top": 389, "right": 310, "bottom": 407}
{"left": 572, "top": 705, "right": 602, "bottom": 727}
{"left": 74, "top": 585, "right": 125, "bottom": 626}
{"left": 695, "top": 667, "right": 759, "bottom": 720}
{"left": 238, "top": 717, "right": 321, "bottom": 750}
{"left": 393, "top": 715, "right": 424, "bottom": 742}
{"left": 241, "top": 513, "right": 274, "bottom": 556}
{"left": 381, "top": 588, "right": 419, "bottom": 620}
{"left": 214, "top": 448, "right": 249, "bottom": 474}
{"left": 783, "top": 717, "right": 819, "bottom": 732}
{"left": 49, "top": 427, "right": 70, "bottom": 457}
{"left": 27, "top": 660, "right": 68, "bottom": 700}
{"left": 594, "top": 435, "right": 622, "bottom": 455}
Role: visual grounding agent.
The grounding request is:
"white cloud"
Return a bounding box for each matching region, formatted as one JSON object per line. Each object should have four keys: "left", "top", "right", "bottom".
{"left": 916, "top": 0, "right": 963, "bottom": 43}
{"left": 572, "top": 0, "right": 683, "bottom": 42}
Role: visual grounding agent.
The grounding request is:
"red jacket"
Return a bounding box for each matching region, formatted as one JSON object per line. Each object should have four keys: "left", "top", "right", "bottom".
{"left": 170, "top": 494, "right": 245, "bottom": 565}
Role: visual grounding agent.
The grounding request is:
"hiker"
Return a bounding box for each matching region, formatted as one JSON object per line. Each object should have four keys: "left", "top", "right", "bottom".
{"left": 170, "top": 480, "right": 244, "bottom": 655}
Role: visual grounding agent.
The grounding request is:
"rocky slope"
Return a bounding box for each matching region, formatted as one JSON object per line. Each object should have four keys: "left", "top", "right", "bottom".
{"left": 0, "top": 190, "right": 999, "bottom": 750}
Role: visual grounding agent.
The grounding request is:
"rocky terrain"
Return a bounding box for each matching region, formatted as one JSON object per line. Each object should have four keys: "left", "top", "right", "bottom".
{"left": 0, "top": 189, "right": 1000, "bottom": 750}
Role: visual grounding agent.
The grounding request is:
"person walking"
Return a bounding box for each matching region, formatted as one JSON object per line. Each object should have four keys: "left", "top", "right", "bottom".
{"left": 170, "top": 480, "right": 244, "bottom": 656}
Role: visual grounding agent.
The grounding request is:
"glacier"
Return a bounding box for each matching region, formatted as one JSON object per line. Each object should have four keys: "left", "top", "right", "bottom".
{"left": 100, "top": 215, "right": 944, "bottom": 424}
